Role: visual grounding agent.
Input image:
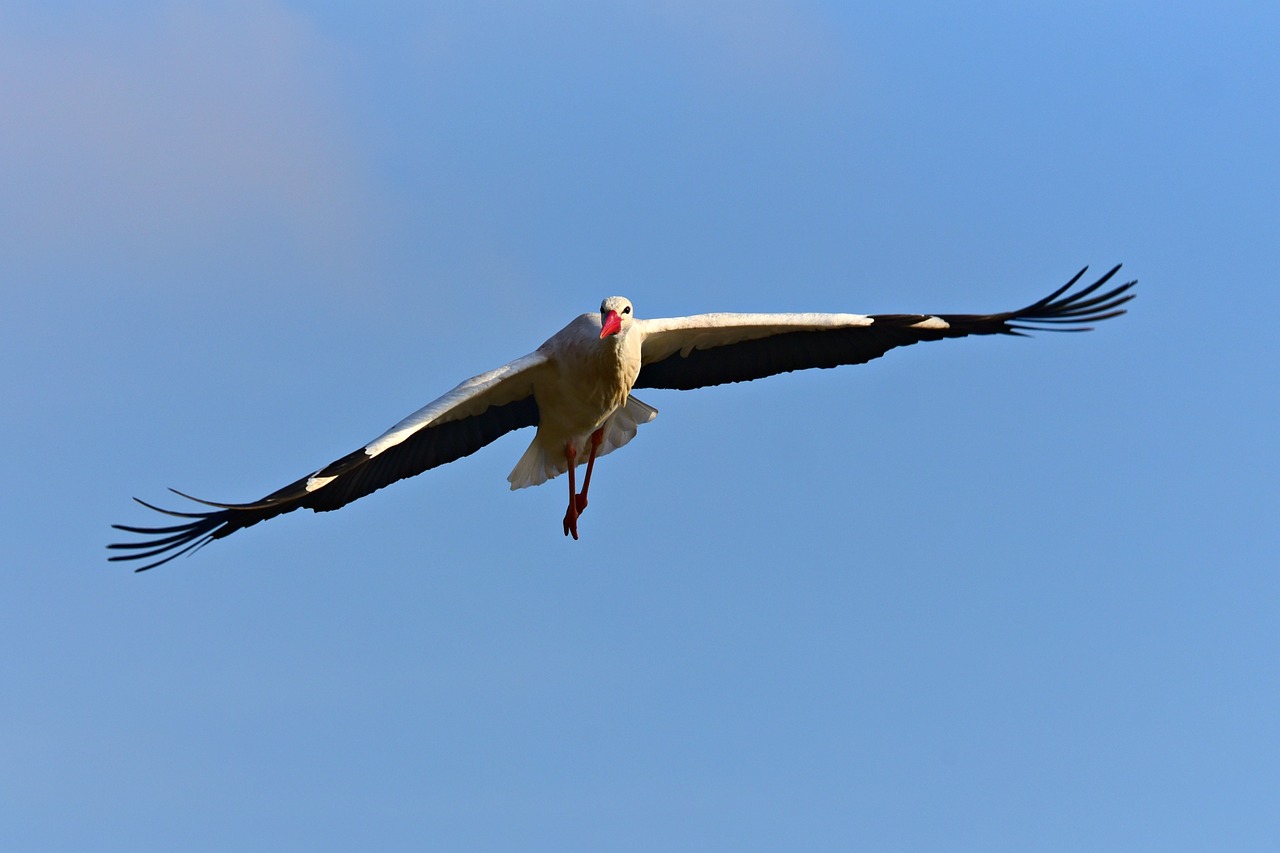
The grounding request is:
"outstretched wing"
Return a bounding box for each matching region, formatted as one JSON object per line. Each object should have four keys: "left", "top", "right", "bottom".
{"left": 634, "top": 266, "right": 1135, "bottom": 391}
{"left": 110, "top": 352, "right": 551, "bottom": 571}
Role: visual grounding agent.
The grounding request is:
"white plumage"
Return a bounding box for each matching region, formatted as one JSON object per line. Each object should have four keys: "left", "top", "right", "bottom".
{"left": 111, "top": 266, "right": 1135, "bottom": 570}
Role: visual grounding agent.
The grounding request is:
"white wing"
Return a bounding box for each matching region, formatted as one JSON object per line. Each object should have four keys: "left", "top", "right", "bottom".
{"left": 110, "top": 351, "right": 553, "bottom": 571}
{"left": 634, "top": 267, "right": 1134, "bottom": 390}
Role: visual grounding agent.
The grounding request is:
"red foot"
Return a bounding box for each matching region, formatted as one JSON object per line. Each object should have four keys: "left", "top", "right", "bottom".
{"left": 561, "top": 429, "right": 603, "bottom": 540}
{"left": 563, "top": 507, "right": 579, "bottom": 540}
{"left": 563, "top": 440, "right": 580, "bottom": 539}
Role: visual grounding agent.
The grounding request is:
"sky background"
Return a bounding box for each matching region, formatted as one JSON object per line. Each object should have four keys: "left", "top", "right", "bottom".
{"left": 3, "top": 2, "right": 1277, "bottom": 850}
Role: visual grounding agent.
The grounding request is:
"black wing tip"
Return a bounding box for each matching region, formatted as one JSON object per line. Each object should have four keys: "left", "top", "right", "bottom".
{"left": 112, "top": 479, "right": 310, "bottom": 571}
{"left": 1006, "top": 264, "right": 1136, "bottom": 334}
{"left": 110, "top": 490, "right": 235, "bottom": 572}
{"left": 109, "top": 531, "right": 217, "bottom": 572}
{"left": 167, "top": 487, "right": 289, "bottom": 511}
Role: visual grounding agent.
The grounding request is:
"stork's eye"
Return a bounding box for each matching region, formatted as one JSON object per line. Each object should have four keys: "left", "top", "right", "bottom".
{"left": 622, "top": 306, "right": 631, "bottom": 314}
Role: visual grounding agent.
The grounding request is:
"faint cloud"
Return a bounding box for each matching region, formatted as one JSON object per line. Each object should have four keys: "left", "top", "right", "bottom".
{"left": 643, "top": 0, "right": 848, "bottom": 93}
{"left": 400, "top": 0, "right": 850, "bottom": 98}
{"left": 0, "top": 3, "right": 375, "bottom": 289}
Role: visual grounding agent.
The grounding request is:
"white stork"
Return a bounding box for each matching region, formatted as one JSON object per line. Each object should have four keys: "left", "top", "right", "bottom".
{"left": 111, "top": 266, "right": 1135, "bottom": 570}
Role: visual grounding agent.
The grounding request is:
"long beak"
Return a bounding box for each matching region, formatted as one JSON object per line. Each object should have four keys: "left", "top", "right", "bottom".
{"left": 599, "top": 310, "right": 622, "bottom": 339}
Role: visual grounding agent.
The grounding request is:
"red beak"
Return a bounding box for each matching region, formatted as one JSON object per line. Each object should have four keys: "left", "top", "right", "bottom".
{"left": 599, "top": 310, "right": 622, "bottom": 339}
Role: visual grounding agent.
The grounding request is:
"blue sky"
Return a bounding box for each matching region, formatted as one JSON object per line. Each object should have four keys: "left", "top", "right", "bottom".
{"left": 3, "top": 2, "right": 1277, "bottom": 849}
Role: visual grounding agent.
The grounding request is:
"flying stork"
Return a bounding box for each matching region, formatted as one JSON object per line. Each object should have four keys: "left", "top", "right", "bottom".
{"left": 110, "top": 265, "right": 1135, "bottom": 571}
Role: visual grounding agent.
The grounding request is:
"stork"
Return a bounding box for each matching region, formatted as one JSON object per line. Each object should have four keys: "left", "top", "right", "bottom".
{"left": 111, "top": 266, "right": 1135, "bottom": 570}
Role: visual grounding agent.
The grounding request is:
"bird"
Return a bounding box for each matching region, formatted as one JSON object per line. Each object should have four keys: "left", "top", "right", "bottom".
{"left": 110, "top": 265, "right": 1135, "bottom": 571}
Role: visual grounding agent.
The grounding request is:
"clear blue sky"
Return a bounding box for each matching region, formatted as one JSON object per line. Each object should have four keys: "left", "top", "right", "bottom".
{"left": 3, "top": 2, "right": 1277, "bottom": 849}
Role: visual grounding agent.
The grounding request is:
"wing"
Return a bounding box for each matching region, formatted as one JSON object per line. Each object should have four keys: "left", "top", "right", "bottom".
{"left": 634, "top": 266, "right": 1135, "bottom": 390}
{"left": 110, "top": 351, "right": 551, "bottom": 572}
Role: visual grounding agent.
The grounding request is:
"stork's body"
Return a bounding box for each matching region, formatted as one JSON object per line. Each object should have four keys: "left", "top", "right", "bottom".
{"left": 513, "top": 297, "right": 648, "bottom": 537}
{"left": 111, "top": 267, "right": 1135, "bottom": 571}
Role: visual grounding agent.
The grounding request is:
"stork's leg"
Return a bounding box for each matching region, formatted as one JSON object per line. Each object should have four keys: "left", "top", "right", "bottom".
{"left": 575, "top": 427, "right": 605, "bottom": 514}
{"left": 562, "top": 441, "right": 580, "bottom": 540}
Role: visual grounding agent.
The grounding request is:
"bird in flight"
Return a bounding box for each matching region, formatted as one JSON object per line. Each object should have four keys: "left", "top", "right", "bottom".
{"left": 111, "top": 266, "right": 1135, "bottom": 571}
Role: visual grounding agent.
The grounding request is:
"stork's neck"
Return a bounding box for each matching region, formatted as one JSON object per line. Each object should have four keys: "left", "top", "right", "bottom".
{"left": 604, "top": 326, "right": 642, "bottom": 391}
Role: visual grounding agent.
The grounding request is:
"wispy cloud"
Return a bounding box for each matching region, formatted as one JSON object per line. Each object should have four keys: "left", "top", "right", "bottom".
{"left": 0, "top": 3, "right": 374, "bottom": 289}
{"left": 643, "top": 0, "right": 849, "bottom": 93}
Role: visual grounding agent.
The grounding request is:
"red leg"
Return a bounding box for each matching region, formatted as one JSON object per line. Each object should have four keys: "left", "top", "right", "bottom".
{"left": 575, "top": 427, "right": 605, "bottom": 514}
{"left": 562, "top": 441, "right": 580, "bottom": 539}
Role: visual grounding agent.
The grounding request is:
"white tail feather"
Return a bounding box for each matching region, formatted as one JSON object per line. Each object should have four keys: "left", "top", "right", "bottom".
{"left": 507, "top": 396, "right": 658, "bottom": 490}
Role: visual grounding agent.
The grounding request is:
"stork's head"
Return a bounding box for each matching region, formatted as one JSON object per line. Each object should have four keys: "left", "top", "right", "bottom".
{"left": 599, "top": 296, "right": 633, "bottom": 339}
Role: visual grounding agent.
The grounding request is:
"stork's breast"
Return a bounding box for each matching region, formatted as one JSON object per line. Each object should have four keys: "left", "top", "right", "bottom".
{"left": 537, "top": 342, "right": 637, "bottom": 435}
